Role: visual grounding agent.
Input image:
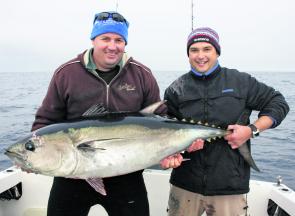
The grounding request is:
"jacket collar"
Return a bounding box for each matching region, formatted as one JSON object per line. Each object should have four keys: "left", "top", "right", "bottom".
{"left": 83, "top": 48, "right": 130, "bottom": 71}
{"left": 190, "top": 61, "right": 221, "bottom": 80}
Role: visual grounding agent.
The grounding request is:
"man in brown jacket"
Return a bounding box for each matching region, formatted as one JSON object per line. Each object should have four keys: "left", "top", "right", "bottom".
{"left": 32, "top": 11, "right": 164, "bottom": 216}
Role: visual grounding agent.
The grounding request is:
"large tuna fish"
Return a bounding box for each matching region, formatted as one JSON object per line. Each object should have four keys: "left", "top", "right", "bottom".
{"left": 5, "top": 101, "right": 259, "bottom": 182}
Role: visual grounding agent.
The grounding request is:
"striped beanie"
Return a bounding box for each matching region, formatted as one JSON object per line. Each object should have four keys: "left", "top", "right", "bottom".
{"left": 187, "top": 27, "right": 220, "bottom": 56}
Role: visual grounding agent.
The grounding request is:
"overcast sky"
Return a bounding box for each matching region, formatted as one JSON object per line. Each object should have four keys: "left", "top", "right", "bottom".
{"left": 1, "top": 0, "right": 294, "bottom": 73}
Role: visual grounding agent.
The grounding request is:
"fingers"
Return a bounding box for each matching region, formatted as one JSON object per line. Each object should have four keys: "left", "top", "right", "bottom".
{"left": 226, "top": 130, "right": 240, "bottom": 149}
{"left": 187, "top": 139, "right": 204, "bottom": 152}
{"left": 227, "top": 141, "right": 239, "bottom": 149}
{"left": 160, "top": 157, "right": 170, "bottom": 169}
{"left": 160, "top": 154, "right": 183, "bottom": 169}
{"left": 226, "top": 124, "right": 251, "bottom": 149}
{"left": 227, "top": 124, "right": 236, "bottom": 130}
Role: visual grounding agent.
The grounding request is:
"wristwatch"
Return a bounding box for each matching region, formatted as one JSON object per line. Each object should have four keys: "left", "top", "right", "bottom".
{"left": 248, "top": 124, "right": 260, "bottom": 138}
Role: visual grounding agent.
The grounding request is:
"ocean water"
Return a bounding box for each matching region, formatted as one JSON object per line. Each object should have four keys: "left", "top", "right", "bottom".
{"left": 0, "top": 71, "right": 294, "bottom": 190}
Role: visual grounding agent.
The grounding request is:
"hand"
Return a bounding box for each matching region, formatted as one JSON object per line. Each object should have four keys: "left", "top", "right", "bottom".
{"left": 160, "top": 153, "right": 183, "bottom": 169}
{"left": 224, "top": 124, "right": 252, "bottom": 149}
{"left": 187, "top": 139, "right": 204, "bottom": 152}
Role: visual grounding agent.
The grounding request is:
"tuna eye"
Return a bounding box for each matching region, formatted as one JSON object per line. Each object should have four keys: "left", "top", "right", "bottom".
{"left": 25, "top": 140, "right": 36, "bottom": 152}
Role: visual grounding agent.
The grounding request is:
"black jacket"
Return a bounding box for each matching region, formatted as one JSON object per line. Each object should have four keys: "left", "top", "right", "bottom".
{"left": 164, "top": 66, "right": 289, "bottom": 195}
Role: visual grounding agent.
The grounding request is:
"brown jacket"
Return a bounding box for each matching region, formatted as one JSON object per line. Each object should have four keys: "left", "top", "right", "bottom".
{"left": 32, "top": 50, "right": 163, "bottom": 130}
{"left": 31, "top": 50, "right": 165, "bottom": 186}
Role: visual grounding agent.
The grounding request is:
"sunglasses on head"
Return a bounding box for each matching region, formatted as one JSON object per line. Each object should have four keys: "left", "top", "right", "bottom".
{"left": 94, "top": 12, "right": 127, "bottom": 24}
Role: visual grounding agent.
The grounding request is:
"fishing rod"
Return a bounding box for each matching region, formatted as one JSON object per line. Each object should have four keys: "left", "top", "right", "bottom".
{"left": 115, "top": 0, "right": 119, "bottom": 11}
{"left": 191, "top": 0, "right": 196, "bottom": 30}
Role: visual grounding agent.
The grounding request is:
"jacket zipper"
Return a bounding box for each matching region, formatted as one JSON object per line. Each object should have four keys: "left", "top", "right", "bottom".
{"left": 106, "top": 84, "right": 110, "bottom": 107}
{"left": 106, "top": 67, "right": 124, "bottom": 108}
{"left": 202, "top": 75, "right": 208, "bottom": 193}
{"left": 202, "top": 75, "right": 208, "bottom": 122}
{"left": 94, "top": 67, "right": 124, "bottom": 109}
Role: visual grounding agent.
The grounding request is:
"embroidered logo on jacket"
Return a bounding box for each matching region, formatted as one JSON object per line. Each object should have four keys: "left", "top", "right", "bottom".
{"left": 222, "top": 88, "right": 234, "bottom": 93}
{"left": 118, "top": 83, "right": 136, "bottom": 91}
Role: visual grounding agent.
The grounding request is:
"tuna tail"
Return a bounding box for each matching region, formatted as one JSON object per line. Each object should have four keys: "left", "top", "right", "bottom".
{"left": 236, "top": 109, "right": 261, "bottom": 172}
{"left": 238, "top": 144, "right": 260, "bottom": 172}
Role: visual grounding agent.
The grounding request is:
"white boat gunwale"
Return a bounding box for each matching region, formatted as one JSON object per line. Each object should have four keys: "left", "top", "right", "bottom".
{"left": 0, "top": 167, "right": 294, "bottom": 216}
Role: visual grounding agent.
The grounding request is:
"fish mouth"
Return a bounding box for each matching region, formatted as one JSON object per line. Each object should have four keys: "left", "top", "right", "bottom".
{"left": 4, "top": 149, "right": 25, "bottom": 161}
{"left": 5, "top": 149, "right": 65, "bottom": 175}
{"left": 4, "top": 149, "right": 36, "bottom": 172}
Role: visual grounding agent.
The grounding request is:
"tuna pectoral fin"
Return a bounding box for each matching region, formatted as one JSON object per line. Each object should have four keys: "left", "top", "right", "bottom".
{"left": 238, "top": 144, "right": 260, "bottom": 172}
{"left": 86, "top": 178, "right": 106, "bottom": 195}
{"left": 77, "top": 138, "right": 126, "bottom": 151}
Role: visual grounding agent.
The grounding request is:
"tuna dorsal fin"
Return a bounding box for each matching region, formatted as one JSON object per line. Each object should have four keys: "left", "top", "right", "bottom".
{"left": 82, "top": 101, "right": 165, "bottom": 119}
{"left": 139, "top": 101, "right": 166, "bottom": 116}
{"left": 82, "top": 104, "right": 109, "bottom": 117}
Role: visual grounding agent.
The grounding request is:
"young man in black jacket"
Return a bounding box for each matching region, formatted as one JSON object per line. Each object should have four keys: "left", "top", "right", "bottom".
{"left": 161, "top": 27, "right": 289, "bottom": 216}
